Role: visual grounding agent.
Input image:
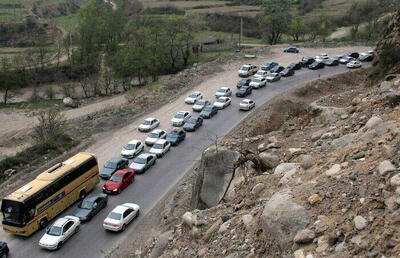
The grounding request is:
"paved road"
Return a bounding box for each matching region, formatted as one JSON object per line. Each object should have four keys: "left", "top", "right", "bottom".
{"left": 1, "top": 59, "right": 371, "bottom": 257}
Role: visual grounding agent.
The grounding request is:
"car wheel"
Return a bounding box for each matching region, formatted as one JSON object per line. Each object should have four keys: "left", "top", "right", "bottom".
{"left": 57, "top": 242, "right": 63, "bottom": 250}
{"left": 39, "top": 218, "right": 48, "bottom": 230}
{"left": 79, "top": 189, "right": 86, "bottom": 200}
{"left": 122, "top": 224, "right": 126, "bottom": 231}
{"left": 1, "top": 254, "right": 6, "bottom": 258}
{"left": 75, "top": 226, "right": 80, "bottom": 233}
{"left": 117, "top": 189, "right": 121, "bottom": 194}
{"left": 130, "top": 179, "right": 133, "bottom": 184}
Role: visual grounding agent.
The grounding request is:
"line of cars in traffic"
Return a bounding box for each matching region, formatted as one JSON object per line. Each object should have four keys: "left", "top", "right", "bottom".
{"left": 30, "top": 47, "right": 374, "bottom": 252}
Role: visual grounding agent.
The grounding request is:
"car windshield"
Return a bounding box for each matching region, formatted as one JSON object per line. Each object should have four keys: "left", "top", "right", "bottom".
{"left": 217, "top": 98, "right": 226, "bottom": 103}
{"left": 188, "top": 93, "right": 198, "bottom": 98}
{"left": 256, "top": 71, "right": 264, "bottom": 75}
{"left": 203, "top": 106, "right": 212, "bottom": 111}
{"left": 240, "top": 66, "right": 249, "bottom": 71}
{"left": 253, "top": 78, "right": 261, "bottom": 82}
{"left": 149, "top": 132, "right": 160, "bottom": 138}
{"left": 143, "top": 120, "right": 152, "bottom": 125}
{"left": 153, "top": 143, "right": 164, "bottom": 149}
{"left": 196, "top": 100, "right": 206, "bottom": 105}
{"left": 108, "top": 212, "right": 122, "bottom": 220}
{"left": 79, "top": 200, "right": 94, "bottom": 209}
{"left": 110, "top": 175, "right": 123, "bottom": 182}
{"left": 47, "top": 226, "right": 62, "bottom": 236}
{"left": 134, "top": 157, "right": 147, "bottom": 164}
{"left": 174, "top": 113, "right": 185, "bottom": 119}
{"left": 105, "top": 161, "right": 117, "bottom": 169}
{"left": 124, "top": 144, "right": 135, "bottom": 150}
{"left": 217, "top": 89, "right": 226, "bottom": 93}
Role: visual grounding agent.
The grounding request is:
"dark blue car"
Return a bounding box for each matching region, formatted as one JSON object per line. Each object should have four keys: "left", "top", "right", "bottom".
{"left": 166, "top": 128, "right": 186, "bottom": 146}
{"left": 99, "top": 157, "right": 129, "bottom": 179}
{"left": 261, "top": 61, "right": 279, "bottom": 71}
{"left": 0, "top": 241, "right": 9, "bottom": 257}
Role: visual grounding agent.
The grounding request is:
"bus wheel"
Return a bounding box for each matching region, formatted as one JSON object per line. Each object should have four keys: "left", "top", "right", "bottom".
{"left": 79, "top": 189, "right": 86, "bottom": 200}
{"left": 39, "top": 218, "right": 48, "bottom": 230}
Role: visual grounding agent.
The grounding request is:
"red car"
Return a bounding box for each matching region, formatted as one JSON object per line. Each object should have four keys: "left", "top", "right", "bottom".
{"left": 102, "top": 169, "right": 135, "bottom": 194}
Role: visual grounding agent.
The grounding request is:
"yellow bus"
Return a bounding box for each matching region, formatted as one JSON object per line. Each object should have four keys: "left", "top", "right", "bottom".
{"left": 1, "top": 152, "right": 99, "bottom": 236}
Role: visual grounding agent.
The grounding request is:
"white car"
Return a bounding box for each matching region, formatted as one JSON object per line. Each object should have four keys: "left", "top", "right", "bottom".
{"left": 249, "top": 77, "right": 266, "bottom": 89}
{"left": 315, "top": 54, "right": 329, "bottom": 62}
{"left": 145, "top": 129, "right": 167, "bottom": 146}
{"left": 103, "top": 203, "right": 140, "bottom": 232}
{"left": 185, "top": 91, "right": 202, "bottom": 104}
{"left": 192, "top": 99, "right": 211, "bottom": 112}
{"left": 253, "top": 70, "right": 268, "bottom": 79}
{"left": 171, "top": 111, "right": 191, "bottom": 127}
{"left": 121, "top": 140, "right": 144, "bottom": 159}
{"left": 346, "top": 60, "right": 362, "bottom": 69}
{"left": 39, "top": 216, "right": 80, "bottom": 250}
{"left": 149, "top": 139, "right": 171, "bottom": 157}
{"left": 213, "top": 97, "right": 231, "bottom": 109}
{"left": 138, "top": 117, "right": 160, "bottom": 132}
{"left": 215, "top": 87, "right": 232, "bottom": 98}
{"left": 239, "top": 99, "right": 255, "bottom": 111}
{"left": 238, "top": 64, "right": 258, "bottom": 77}
{"left": 266, "top": 73, "right": 281, "bottom": 82}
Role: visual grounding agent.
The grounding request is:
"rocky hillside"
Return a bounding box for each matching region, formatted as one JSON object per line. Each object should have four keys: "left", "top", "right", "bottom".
{"left": 136, "top": 9, "right": 400, "bottom": 258}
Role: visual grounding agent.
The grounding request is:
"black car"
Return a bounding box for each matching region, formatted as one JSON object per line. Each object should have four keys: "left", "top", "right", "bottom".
{"left": 300, "top": 57, "right": 315, "bottom": 67}
{"left": 200, "top": 105, "right": 218, "bottom": 119}
{"left": 346, "top": 52, "right": 359, "bottom": 59}
{"left": 235, "top": 86, "right": 252, "bottom": 97}
{"left": 325, "top": 58, "right": 339, "bottom": 66}
{"left": 359, "top": 54, "right": 373, "bottom": 62}
{"left": 261, "top": 61, "right": 279, "bottom": 71}
{"left": 284, "top": 46, "right": 299, "bottom": 53}
{"left": 166, "top": 128, "right": 186, "bottom": 146}
{"left": 236, "top": 78, "right": 252, "bottom": 89}
{"left": 99, "top": 157, "right": 129, "bottom": 179}
{"left": 270, "top": 65, "right": 285, "bottom": 73}
{"left": 0, "top": 241, "right": 9, "bottom": 257}
{"left": 183, "top": 117, "right": 203, "bottom": 132}
{"left": 280, "top": 68, "right": 295, "bottom": 77}
{"left": 288, "top": 62, "right": 301, "bottom": 70}
{"left": 308, "top": 61, "right": 325, "bottom": 70}
{"left": 73, "top": 194, "right": 108, "bottom": 222}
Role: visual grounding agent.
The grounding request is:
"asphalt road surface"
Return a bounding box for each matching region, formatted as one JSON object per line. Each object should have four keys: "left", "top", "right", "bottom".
{"left": 1, "top": 60, "right": 371, "bottom": 258}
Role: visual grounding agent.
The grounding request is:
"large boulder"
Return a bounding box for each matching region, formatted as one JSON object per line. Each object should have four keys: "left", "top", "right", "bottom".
{"left": 260, "top": 188, "right": 310, "bottom": 249}
{"left": 62, "top": 97, "right": 78, "bottom": 108}
{"left": 330, "top": 133, "right": 356, "bottom": 150}
{"left": 199, "top": 146, "right": 240, "bottom": 208}
{"left": 259, "top": 152, "right": 280, "bottom": 170}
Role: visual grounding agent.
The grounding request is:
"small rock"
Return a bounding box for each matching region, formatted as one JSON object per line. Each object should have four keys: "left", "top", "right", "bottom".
{"left": 352, "top": 151, "right": 365, "bottom": 160}
{"left": 251, "top": 183, "right": 264, "bottom": 195}
{"left": 366, "top": 116, "right": 383, "bottom": 129}
{"left": 268, "top": 136, "right": 278, "bottom": 143}
{"left": 274, "top": 163, "right": 298, "bottom": 176}
{"left": 258, "top": 142, "right": 268, "bottom": 152}
{"left": 279, "top": 168, "right": 298, "bottom": 185}
{"left": 300, "top": 155, "right": 314, "bottom": 169}
{"left": 335, "top": 242, "right": 347, "bottom": 252}
{"left": 294, "top": 229, "right": 316, "bottom": 244}
{"left": 259, "top": 152, "right": 280, "bottom": 169}
{"left": 354, "top": 215, "right": 367, "bottom": 230}
{"left": 242, "top": 214, "right": 253, "bottom": 227}
{"left": 305, "top": 254, "right": 314, "bottom": 258}
{"left": 198, "top": 248, "right": 207, "bottom": 256}
{"left": 390, "top": 174, "right": 400, "bottom": 186}
{"left": 312, "top": 129, "right": 326, "bottom": 141}
{"left": 289, "top": 148, "right": 303, "bottom": 155}
{"left": 219, "top": 221, "right": 229, "bottom": 234}
{"left": 325, "top": 164, "right": 341, "bottom": 176}
{"left": 378, "top": 160, "right": 396, "bottom": 175}
{"left": 308, "top": 194, "right": 321, "bottom": 205}
{"left": 321, "top": 132, "right": 333, "bottom": 139}
{"left": 182, "top": 212, "right": 196, "bottom": 227}
{"left": 294, "top": 249, "right": 305, "bottom": 258}
{"left": 360, "top": 198, "right": 365, "bottom": 204}
{"left": 267, "top": 142, "right": 280, "bottom": 149}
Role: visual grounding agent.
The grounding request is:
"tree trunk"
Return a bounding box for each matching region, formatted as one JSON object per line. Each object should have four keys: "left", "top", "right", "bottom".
{"left": 3, "top": 88, "right": 8, "bottom": 104}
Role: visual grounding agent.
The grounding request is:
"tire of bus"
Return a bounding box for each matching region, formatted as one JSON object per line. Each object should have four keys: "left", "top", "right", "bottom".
{"left": 39, "top": 217, "right": 48, "bottom": 230}
{"left": 79, "top": 189, "right": 86, "bottom": 200}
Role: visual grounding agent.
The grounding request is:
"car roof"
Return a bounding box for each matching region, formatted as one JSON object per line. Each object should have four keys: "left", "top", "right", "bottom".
{"left": 219, "top": 96, "right": 229, "bottom": 100}
{"left": 191, "top": 91, "right": 200, "bottom": 94}
{"left": 109, "top": 157, "right": 123, "bottom": 163}
{"left": 177, "top": 111, "right": 189, "bottom": 114}
{"left": 171, "top": 127, "right": 183, "bottom": 133}
{"left": 243, "top": 99, "right": 252, "bottom": 102}
{"left": 151, "top": 129, "right": 164, "bottom": 134}
{"left": 137, "top": 153, "right": 153, "bottom": 159}
{"left": 53, "top": 217, "right": 70, "bottom": 227}
{"left": 83, "top": 194, "right": 102, "bottom": 202}
{"left": 154, "top": 139, "right": 167, "bottom": 144}
{"left": 128, "top": 139, "right": 140, "bottom": 145}
{"left": 220, "top": 87, "right": 229, "bottom": 90}
{"left": 145, "top": 117, "right": 156, "bottom": 121}
{"left": 112, "top": 205, "right": 129, "bottom": 214}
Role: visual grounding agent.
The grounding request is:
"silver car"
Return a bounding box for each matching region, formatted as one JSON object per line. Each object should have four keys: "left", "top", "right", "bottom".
{"left": 129, "top": 153, "right": 157, "bottom": 174}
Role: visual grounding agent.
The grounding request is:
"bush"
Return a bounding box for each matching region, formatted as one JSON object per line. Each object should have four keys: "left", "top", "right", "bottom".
{"left": 45, "top": 86, "right": 55, "bottom": 99}
{"left": 33, "top": 108, "right": 66, "bottom": 142}
{"left": 378, "top": 43, "right": 400, "bottom": 70}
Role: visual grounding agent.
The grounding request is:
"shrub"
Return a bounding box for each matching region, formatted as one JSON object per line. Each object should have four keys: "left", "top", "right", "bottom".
{"left": 33, "top": 108, "right": 66, "bottom": 142}
{"left": 44, "top": 86, "right": 55, "bottom": 99}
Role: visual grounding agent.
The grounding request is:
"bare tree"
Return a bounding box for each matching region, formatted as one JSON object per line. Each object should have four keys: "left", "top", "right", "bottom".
{"left": 33, "top": 108, "right": 66, "bottom": 142}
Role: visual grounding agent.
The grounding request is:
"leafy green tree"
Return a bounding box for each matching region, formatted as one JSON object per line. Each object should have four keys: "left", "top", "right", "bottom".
{"left": 288, "top": 16, "right": 307, "bottom": 41}
{"left": 260, "top": 0, "right": 292, "bottom": 45}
